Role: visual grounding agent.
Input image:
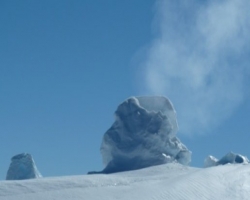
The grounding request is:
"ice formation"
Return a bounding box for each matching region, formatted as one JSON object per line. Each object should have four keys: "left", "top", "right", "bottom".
{"left": 89, "top": 96, "right": 191, "bottom": 174}
{"left": 204, "top": 156, "right": 218, "bottom": 168}
{"left": 204, "top": 152, "right": 249, "bottom": 167}
{"left": 6, "top": 153, "right": 42, "bottom": 180}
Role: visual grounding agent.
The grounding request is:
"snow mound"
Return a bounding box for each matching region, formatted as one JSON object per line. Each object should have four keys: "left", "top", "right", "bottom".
{"left": 204, "top": 152, "right": 249, "bottom": 167}
{"left": 6, "top": 153, "right": 42, "bottom": 180}
{"left": 89, "top": 96, "right": 191, "bottom": 174}
{"left": 204, "top": 156, "right": 218, "bottom": 167}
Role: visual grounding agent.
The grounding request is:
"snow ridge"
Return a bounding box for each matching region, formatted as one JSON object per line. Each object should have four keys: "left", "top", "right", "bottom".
{"left": 1, "top": 163, "right": 250, "bottom": 200}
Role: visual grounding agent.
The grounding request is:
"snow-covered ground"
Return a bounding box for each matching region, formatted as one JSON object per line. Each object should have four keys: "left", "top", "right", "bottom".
{"left": 1, "top": 163, "right": 250, "bottom": 200}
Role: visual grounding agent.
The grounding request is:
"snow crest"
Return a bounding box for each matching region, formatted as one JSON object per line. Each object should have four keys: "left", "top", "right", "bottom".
{"left": 6, "top": 153, "right": 42, "bottom": 180}
{"left": 90, "top": 96, "right": 191, "bottom": 174}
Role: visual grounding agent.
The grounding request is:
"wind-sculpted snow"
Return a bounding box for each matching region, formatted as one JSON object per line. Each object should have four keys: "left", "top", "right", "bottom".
{"left": 6, "top": 153, "right": 42, "bottom": 180}
{"left": 204, "top": 152, "right": 249, "bottom": 167}
{"left": 1, "top": 164, "right": 250, "bottom": 200}
{"left": 89, "top": 96, "right": 191, "bottom": 174}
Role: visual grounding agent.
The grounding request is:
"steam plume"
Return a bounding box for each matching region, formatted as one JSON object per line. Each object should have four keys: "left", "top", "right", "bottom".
{"left": 140, "top": 0, "right": 250, "bottom": 135}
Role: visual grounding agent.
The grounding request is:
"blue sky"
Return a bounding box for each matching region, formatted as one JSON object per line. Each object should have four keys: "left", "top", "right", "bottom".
{"left": 0, "top": 0, "right": 250, "bottom": 179}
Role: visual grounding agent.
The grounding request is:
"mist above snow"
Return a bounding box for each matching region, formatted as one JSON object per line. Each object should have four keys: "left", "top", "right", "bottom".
{"left": 140, "top": 0, "right": 250, "bottom": 135}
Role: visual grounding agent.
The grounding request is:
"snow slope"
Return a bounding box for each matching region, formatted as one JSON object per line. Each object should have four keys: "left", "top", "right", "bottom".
{"left": 1, "top": 163, "right": 250, "bottom": 200}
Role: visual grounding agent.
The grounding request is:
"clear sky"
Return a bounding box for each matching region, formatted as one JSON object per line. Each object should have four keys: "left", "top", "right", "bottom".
{"left": 0, "top": 0, "right": 250, "bottom": 180}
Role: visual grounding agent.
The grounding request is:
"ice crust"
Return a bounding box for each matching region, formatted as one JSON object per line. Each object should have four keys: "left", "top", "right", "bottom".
{"left": 6, "top": 153, "right": 42, "bottom": 180}
{"left": 89, "top": 96, "right": 191, "bottom": 174}
{"left": 204, "top": 152, "right": 249, "bottom": 167}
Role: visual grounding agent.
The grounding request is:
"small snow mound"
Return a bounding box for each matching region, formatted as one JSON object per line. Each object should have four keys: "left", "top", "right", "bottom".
{"left": 6, "top": 153, "right": 42, "bottom": 180}
{"left": 89, "top": 96, "right": 191, "bottom": 174}
{"left": 204, "top": 156, "right": 218, "bottom": 168}
{"left": 204, "top": 152, "right": 249, "bottom": 167}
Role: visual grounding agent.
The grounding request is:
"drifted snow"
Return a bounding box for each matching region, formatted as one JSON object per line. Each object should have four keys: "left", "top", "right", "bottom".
{"left": 1, "top": 163, "right": 250, "bottom": 200}
{"left": 204, "top": 152, "right": 249, "bottom": 167}
{"left": 6, "top": 153, "right": 42, "bottom": 180}
{"left": 92, "top": 96, "right": 191, "bottom": 174}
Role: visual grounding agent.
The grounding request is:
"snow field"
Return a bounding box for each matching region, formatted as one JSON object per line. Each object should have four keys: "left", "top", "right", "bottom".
{"left": 0, "top": 163, "right": 250, "bottom": 200}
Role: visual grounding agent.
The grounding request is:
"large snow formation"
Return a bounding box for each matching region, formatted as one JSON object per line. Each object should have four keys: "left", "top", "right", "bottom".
{"left": 6, "top": 153, "right": 42, "bottom": 180}
{"left": 89, "top": 96, "right": 191, "bottom": 174}
{"left": 204, "top": 152, "right": 249, "bottom": 167}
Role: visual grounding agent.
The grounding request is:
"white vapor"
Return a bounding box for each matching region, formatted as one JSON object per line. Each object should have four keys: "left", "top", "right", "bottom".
{"left": 141, "top": 0, "right": 250, "bottom": 135}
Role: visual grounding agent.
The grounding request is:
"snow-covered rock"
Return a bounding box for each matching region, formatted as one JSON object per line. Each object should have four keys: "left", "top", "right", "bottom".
{"left": 89, "top": 96, "right": 191, "bottom": 174}
{"left": 204, "top": 152, "right": 249, "bottom": 167}
{"left": 6, "top": 153, "right": 42, "bottom": 180}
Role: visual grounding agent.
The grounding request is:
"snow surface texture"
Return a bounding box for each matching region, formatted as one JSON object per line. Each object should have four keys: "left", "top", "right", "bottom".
{"left": 90, "top": 96, "right": 191, "bottom": 174}
{"left": 204, "top": 152, "right": 249, "bottom": 167}
{"left": 1, "top": 163, "right": 250, "bottom": 200}
{"left": 6, "top": 153, "right": 42, "bottom": 180}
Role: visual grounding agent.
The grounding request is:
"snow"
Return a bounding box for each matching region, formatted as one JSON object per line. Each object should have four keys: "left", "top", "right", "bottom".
{"left": 204, "top": 152, "right": 249, "bottom": 167}
{"left": 6, "top": 153, "right": 42, "bottom": 180}
{"left": 93, "top": 96, "right": 191, "bottom": 174}
{"left": 204, "top": 155, "right": 218, "bottom": 167}
{"left": 1, "top": 163, "right": 250, "bottom": 200}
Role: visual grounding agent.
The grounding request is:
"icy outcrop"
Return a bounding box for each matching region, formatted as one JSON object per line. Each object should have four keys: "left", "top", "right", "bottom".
{"left": 89, "top": 96, "right": 191, "bottom": 174}
{"left": 204, "top": 155, "right": 218, "bottom": 168}
{"left": 6, "top": 153, "right": 42, "bottom": 180}
{"left": 204, "top": 152, "right": 249, "bottom": 167}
